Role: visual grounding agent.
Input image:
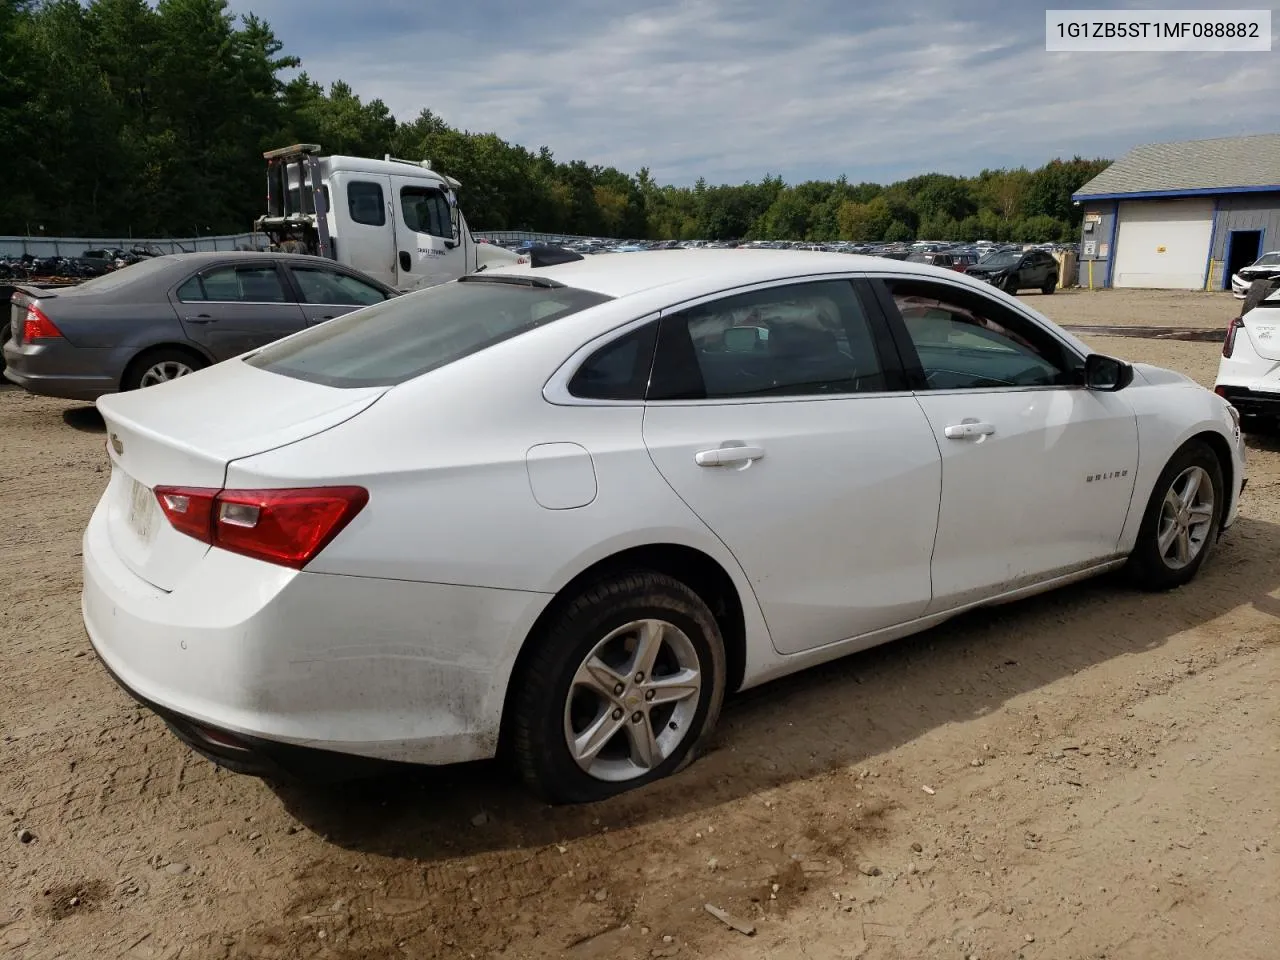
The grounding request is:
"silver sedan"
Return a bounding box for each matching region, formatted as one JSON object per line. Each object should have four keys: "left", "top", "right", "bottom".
{"left": 4, "top": 252, "right": 395, "bottom": 401}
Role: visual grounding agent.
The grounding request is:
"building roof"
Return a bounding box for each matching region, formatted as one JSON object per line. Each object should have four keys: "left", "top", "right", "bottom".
{"left": 1073, "top": 133, "right": 1280, "bottom": 201}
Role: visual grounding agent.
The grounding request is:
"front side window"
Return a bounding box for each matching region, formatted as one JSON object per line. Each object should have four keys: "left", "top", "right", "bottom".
{"left": 648, "top": 280, "right": 888, "bottom": 400}
{"left": 883, "top": 278, "right": 1074, "bottom": 390}
{"left": 178, "top": 265, "right": 288, "bottom": 303}
{"left": 247, "top": 277, "right": 611, "bottom": 387}
{"left": 290, "top": 267, "right": 388, "bottom": 306}
{"left": 347, "top": 180, "right": 386, "bottom": 227}
{"left": 400, "top": 186, "right": 452, "bottom": 239}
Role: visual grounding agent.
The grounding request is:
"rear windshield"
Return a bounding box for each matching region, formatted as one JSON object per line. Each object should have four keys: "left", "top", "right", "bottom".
{"left": 64, "top": 255, "right": 175, "bottom": 294}
{"left": 245, "top": 277, "right": 612, "bottom": 387}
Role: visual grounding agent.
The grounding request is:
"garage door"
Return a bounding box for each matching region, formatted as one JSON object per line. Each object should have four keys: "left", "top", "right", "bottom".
{"left": 1113, "top": 199, "right": 1213, "bottom": 289}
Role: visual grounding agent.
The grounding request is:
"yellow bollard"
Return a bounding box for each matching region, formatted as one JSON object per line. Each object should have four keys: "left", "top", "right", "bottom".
{"left": 1088, "top": 259, "right": 1094, "bottom": 291}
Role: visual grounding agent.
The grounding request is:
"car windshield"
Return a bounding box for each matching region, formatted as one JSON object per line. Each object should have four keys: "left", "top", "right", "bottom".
{"left": 1253, "top": 253, "right": 1280, "bottom": 267}
{"left": 246, "top": 277, "right": 612, "bottom": 388}
{"left": 977, "top": 251, "right": 1019, "bottom": 267}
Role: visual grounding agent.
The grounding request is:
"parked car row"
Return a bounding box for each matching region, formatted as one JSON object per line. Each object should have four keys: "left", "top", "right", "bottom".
{"left": 484, "top": 236, "right": 1078, "bottom": 261}
{"left": 0, "top": 243, "right": 172, "bottom": 282}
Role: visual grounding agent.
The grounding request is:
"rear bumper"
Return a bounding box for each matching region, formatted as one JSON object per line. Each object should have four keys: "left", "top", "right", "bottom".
{"left": 2, "top": 339, "right": 119, "bottom": 400}
{"left": 81, "top": 493, "right": 549, "bottom": 771}
{"left": 1216, "top": 384, "right": 1280, "bottom": 417}
{"left": 92, "top": 649, "right": 393, "bottom": 781}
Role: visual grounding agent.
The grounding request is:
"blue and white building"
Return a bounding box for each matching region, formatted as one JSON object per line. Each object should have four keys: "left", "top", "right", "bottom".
{"left": 1073, "top": 133, "right": 1280, "bottom": 290}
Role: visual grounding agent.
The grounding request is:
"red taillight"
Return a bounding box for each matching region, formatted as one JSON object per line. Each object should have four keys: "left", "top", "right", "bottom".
{"left": 154, "top": 486, "right": 218, "bottom": 542}
{"left": 22, "top": 302, "right": 63, "bottom": 340}
{"left": 153, "top": 485, "right": 368, "bottom": 569}
{"left": 1223, "top": 317, "right": 1244, "bottom": 358}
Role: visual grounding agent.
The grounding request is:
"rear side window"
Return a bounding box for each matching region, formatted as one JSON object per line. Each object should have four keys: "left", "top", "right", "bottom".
{"left": 347, "top": 181, "right": 385, "bottom": 226}
{"left": 178, "top": 265, "right": 289, "bottom": 303}
{"left": 648, "top": 280, "right": 889, "bottom": 400}
{"left": 568, "top": 322, "right": 658, "bottom": 400}
{"left": 247, "top": 278, "right": 612, "bottom": 387}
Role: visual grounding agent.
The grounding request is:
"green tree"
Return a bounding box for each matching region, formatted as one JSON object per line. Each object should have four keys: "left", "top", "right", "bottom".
{"left": 884, "top": 220, "right": 914, "bottom": 242}
{"left": 837, "top": 197, "right": 891, "bottom": 240}
{"left": 0, "top": 1, "right": 1110, "bottom": 244}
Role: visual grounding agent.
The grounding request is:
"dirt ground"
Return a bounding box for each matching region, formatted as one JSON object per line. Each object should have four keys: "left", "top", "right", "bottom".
{"left": 2, "top": 288, "right": 1277, "bottom": 960}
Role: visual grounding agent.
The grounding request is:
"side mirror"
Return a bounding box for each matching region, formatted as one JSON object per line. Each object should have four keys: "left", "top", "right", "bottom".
{"left": 446, "top": 191, "right": 461, "bottom": 249}
{"left": 1084, "top": 353, "right": 1134, "bottom": 391}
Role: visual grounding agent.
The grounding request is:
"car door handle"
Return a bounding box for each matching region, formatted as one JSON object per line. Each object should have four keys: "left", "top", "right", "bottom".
{"left": 695, "top": 444, "right": 765, "bottom": 466}
{"left": 399, "top": 251, "right": 412, "bottom": 271}
{"left": 943, "top": 421, "right": 996, "bottom": 440}
{"left": 183, "top": 314, "right": 216, "bottom": 324}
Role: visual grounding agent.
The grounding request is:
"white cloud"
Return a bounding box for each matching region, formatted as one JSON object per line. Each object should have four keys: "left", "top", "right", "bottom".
{"left": 231, "top": 0, "right": 1280, "bottom": 184}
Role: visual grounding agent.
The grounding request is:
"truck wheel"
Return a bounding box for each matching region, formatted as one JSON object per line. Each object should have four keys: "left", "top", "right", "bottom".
{"left": 1041, "top": 274, "right": 1058, "bottom": 294}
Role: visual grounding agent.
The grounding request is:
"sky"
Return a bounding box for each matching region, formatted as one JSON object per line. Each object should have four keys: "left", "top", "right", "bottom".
{"left": 227, "top": 0, "right": 1279, "bottom": 187}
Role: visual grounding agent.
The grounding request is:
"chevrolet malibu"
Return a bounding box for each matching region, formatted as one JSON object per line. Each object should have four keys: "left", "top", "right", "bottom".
{"left": 83, "top": 251, "right": 1247, "bottom": 803}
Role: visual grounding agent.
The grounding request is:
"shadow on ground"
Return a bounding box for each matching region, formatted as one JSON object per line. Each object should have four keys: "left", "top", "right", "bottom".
{"left": 61, "top": 405, "right": 104, "bottom": 433}
{"left": 272, "top": 513, "right": 1280, "bottom": 865}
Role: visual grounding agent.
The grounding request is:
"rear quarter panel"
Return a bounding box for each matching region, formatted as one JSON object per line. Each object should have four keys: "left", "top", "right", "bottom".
{"left": 222, "top": 321, "right": 773, "bottom": 700}
{"left": 50, "top": 300, "right": 192, "bottom": 353}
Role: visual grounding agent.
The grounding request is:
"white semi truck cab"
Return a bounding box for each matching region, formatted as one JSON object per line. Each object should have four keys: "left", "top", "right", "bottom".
{"left": 253, "top": 144, "right": 523, "bottom": 292}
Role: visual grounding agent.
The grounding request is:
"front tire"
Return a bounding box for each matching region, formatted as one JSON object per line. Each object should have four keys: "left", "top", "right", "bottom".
{"left": 509, "top": 572, "right": 726, "bottom": 804}
{"left": 1126, "top": 440, "right": 1224, "bottom": 590}
{"left": 1041, "top": 274, "right": 1057, "bottom": 294}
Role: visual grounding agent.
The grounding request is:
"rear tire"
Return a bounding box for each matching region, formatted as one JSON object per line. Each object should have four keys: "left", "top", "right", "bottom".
{"left": 1126, "top": 440, "right": 1224, "bottom": 591}
{"left": 1041, "top": 274, "right": 1057, "bottom": 294}
{"left": 122, "top": 347, "right": 207, "bottom": 392}
{"left": 509, "top": 572, "right": 726, "bottom": 804}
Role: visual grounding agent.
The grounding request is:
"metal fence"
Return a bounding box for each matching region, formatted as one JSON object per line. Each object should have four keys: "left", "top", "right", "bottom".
{"left": 0, "top": 232, "right": 270, "bottom": 258}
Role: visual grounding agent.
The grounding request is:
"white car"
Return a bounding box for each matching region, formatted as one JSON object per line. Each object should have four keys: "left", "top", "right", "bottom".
{"left": 83, "top": 251, "right": 1247, "bottom": 803}
{"left": 1215, "top": 279, "right": 1280, "bottom": 425}
{"left": 1229, "top": 251, "right": 1280, "bottom": 299}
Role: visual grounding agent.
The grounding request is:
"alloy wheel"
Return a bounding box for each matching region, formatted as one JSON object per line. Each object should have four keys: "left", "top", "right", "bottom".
{"left": 562, "top": 618, "right": 702, "bottom": 782}
{"left": 1156, "top": 465, "right": 1215, "bottom": 570}
{"left": 138, "top": 360, "right": 194, "bottom": 387}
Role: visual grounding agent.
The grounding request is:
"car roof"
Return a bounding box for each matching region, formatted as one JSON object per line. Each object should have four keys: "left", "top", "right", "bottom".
{"left": 488, "top": 250, "right": 990, "bottom": 300}
{"left": 158, "top": 251, "right": 335, "bottom": 266}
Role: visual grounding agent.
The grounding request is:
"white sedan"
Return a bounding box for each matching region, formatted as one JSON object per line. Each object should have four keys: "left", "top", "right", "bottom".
{"left": 1215, "top": 277, "right": 1280, "bottom": 426}
{"left": 83, "top": 251, "right": 1247, "bottom": 802}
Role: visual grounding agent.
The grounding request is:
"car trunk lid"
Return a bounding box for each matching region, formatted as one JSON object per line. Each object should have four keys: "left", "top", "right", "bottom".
{"left": 1241, "top": 295, "right": 1280, "bottom": 361}
{"left": 97, "top": 358, "right": 387, "bottom": 591}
